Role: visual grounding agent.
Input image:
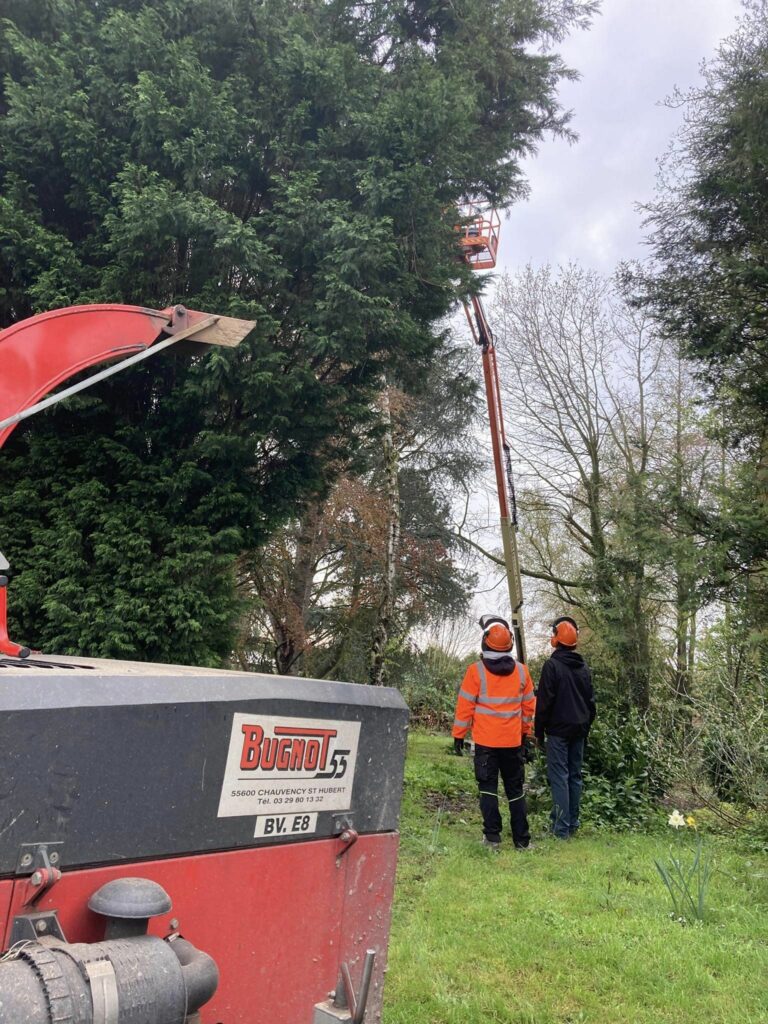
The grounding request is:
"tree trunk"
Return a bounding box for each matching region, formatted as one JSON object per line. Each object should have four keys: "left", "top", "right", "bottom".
{"left": 628, "top": 571, "right": 651, "bottom": 712}
{"left": 370, "top": 386, "right": 400, "bottom": 685}
{"left": 673, "top": 577, "right": 692, "bottom": 706}
{"left": 274, "top": 499, "right": 323, "bottom": 676}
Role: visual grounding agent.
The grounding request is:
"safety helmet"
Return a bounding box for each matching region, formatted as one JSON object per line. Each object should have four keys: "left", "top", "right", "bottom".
{"left": 478, "top": 614, "right": 513, "bottom": 652}
{"left": 550, "top": 616, "right": 579, "bottom": 648}
{"left": 485, "top": 624, "right": 514, "bottom": 652}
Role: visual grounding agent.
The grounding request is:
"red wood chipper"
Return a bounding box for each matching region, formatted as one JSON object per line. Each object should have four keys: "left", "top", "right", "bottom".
{"left": 0, "top": 305, "right": 408, "bottom": 1023}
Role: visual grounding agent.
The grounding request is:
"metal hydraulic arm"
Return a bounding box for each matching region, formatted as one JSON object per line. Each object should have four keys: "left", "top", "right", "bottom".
{"left": 0, "top": 302, "right": 256, "bottom": 658}
{"left": 463, "top": 292, "right": 527, "bottom": 663}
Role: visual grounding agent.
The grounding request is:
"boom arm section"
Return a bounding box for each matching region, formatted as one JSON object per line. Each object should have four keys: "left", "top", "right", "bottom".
{"left": 463, "top": 293, "right": 527, "bottom": 663}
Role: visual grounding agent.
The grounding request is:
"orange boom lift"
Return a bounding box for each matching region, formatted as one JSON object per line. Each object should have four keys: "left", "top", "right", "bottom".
{"left": 457, "top": 204, "right": 527, "bottom": 662}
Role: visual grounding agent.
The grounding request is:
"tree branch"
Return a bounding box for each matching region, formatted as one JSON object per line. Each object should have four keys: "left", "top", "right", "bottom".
{"left": 521, "top": 566, "right": 585, "bottom": 589}
{"left": 449, "top": 529, "right": 584, "bottom": 588}
{"left": 449, "top": 529, "right": 505, "bottom": 566}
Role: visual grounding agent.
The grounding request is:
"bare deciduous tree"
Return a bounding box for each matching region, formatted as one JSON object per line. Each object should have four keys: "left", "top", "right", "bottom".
{"left": 490, "top": 265, "right": 715, "bottom": 709}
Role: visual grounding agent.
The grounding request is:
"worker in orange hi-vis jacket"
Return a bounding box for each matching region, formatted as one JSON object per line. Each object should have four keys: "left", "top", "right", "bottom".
{"left": 452, "top": 615, "right": 536, "bottom": 851}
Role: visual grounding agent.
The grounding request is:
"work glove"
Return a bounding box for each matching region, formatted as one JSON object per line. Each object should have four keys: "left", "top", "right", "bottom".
{"left": 523, "top": 736, "right": 535, "bottom": 764}
{"left": 453, "top": 738, "right": 464, "bottom": 757}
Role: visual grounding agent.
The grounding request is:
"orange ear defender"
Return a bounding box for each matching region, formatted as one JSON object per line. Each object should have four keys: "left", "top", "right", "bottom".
{"left": 550, "top": 616, "right": 579, "bottom": 648}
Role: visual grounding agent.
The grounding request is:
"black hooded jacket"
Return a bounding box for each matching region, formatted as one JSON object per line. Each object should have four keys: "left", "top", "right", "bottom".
{"left": 534, "top": 647, "right": 596, "bottom": 740}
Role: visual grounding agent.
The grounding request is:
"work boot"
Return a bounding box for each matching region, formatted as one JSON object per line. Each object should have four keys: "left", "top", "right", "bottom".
{"left": 482, "top": 835, "right": 501, "bottom": 852}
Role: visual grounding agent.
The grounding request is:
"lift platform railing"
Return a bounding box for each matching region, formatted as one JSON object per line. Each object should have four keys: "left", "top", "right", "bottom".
{"left": 456, "top": 203, "right": 501, "bottom": 270}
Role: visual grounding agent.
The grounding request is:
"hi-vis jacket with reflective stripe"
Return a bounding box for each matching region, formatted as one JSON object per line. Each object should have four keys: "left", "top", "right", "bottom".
{"left": 452, "top": 660, "right": 536, "bottom": 748}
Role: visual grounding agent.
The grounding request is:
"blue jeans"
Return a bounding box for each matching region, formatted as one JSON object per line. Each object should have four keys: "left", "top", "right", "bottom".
{"left": 546, "top": 735, "right": 585, "bottom": 838}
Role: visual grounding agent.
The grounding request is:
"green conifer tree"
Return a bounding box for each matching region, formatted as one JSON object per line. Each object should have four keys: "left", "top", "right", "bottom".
{"left": 0, "top": 0, "right": 593, "bottom": 662}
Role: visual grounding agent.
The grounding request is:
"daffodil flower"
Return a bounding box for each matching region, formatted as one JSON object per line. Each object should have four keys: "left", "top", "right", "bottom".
{"left": 685, "top": 815, "right": 696, "bottom": 828}
{"left": 668, "top": 809, "right": 686, "bottom": 829}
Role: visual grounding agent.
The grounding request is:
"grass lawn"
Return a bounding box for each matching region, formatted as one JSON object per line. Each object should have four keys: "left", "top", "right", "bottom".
{"left": 382, "top": 733, "right": 768, "bottom": 1024}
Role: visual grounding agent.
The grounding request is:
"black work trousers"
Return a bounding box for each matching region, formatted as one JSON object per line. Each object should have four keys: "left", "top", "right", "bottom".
{"left": 474, "top": 743, "right": 530, "bottom": 848}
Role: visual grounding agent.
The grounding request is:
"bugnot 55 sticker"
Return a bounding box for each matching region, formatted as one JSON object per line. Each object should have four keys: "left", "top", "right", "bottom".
{"left": 217, "top": 713, "right": 361, "bottom": 818}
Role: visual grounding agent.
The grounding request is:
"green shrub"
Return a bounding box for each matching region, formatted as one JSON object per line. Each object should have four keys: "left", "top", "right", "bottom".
{"left": 741, "top": 811, "right": 768, "bottom": 854}
{"left": 395, "top": 646, "right": 469, "bottom": 728}
{"left": 700, "top": 716, "right": 768, "bottom": 806}
{"left": 582, "top": 707, "right": 667, "bottom": 829}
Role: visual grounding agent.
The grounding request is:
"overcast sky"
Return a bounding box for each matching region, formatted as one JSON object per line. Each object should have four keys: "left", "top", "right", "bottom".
{"left": 464, "top": 1, "right": 746, "bottom": 634}
{"left": 498, "top": 0, "right": 745, "bottom": 275}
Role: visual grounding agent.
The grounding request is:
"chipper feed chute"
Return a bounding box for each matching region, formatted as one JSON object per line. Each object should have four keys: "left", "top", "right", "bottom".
{"left": 0, "top": 303, "right": 255, "bottom": 449}
{"left": 0, "top": 656, "right": 408, "bottom": 1023}
{"left": 0, "top": 302, "right": 255, "bottom": 657}
{"left": 0, "top": 302, "right": 409, "bottom": 1023}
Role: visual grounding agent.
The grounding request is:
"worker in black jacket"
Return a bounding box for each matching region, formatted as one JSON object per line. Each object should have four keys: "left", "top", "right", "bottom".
{"left": 535, "top": 617, "right": 596, "bottom": 839}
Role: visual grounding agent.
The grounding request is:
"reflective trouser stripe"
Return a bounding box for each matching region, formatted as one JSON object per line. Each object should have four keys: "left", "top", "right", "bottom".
{"left": 479, "top": 794, "right": 528, "bottom": 802}
{"left": 478, "top": 792, "right": 524, "bottom": 802}
{"left": 454, "top": 719, "right": 470, "bottom": 728}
